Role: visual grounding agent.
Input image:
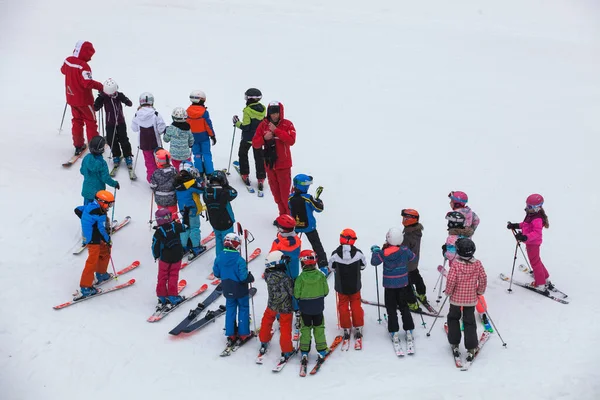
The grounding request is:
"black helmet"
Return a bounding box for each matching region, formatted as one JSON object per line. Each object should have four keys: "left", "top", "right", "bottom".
{"left": 445, "top": 211, "right": 466, "bottom": 229}
{"left": 244, "top": 88, "right": 262, "bottom": 101}
{"left": 209, "top": 170, "right": 228, "bottom": 186}
{"left": 455, "top": 238, "right": 476, "bottom": 258}
{"left": 89, "top": 136, "right": 106, "bottom": 155}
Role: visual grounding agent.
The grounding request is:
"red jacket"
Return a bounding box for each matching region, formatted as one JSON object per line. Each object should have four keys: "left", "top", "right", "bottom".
{"left": 444, "top": 257, "right": 487, "bottom": 307}
{"left": 252, "top": 102, "right": 296, "bottom": 170}
{"left": 61, "top": 41, "right": 103, "bottom": 107}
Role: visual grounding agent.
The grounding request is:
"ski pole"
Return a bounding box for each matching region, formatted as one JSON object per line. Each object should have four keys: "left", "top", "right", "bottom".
{"left": 335, "top": 292, "right": 341, "bottom": 330}
{"left": 149, "top": 192, "right": 154, "bottom": 229}
{"left": 58, "top": 102, "right": 67, "bottom": 134}
{"left": 426, "top": 295, "right": 448, "bottom": 337}
{"left": 437, "top": 259, "right": 446, "bottom": 303}
{"left": 99, "top": 109, "right": 105, "bottom": 137}
{"left": 482, "top": 307, "right": 507, "bottom": 348}
{"left": 226, "top": 126, "right": 236, "bottom": 175}
{"left": 133, "top": 146, "right": 140, "bottom": 173}
{"left": 432, "top": 271, "right": 442, "bottom": 293}
{"left": 507, "top": 240, "right": 519, "bottom": 294}
{"left": 109, "top": 256, "right": 118, "bottom": 281}
{"left": 111, "top": 187, "right": 117, "bottom": 228}
{"left": 243, "top": 227, "right": 258, "bottom": 337}
{"left": 109, "top": 124, "right": 118, "bottom": 159}
{"left": 509, "top": 224, "right": 532, "bottom": 273}
{"left": 374, "top": 263, "right": 382, "bottom": 324}
{"left": 418, "top": 310, "right": 426, "bottom": 329}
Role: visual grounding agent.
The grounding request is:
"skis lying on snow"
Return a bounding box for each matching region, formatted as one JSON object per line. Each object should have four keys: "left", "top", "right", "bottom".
{"left": 147, "top": 283, "right": 209, "bottom": 322}
{"left": 299, "top": 335, "right": 343, "bottom": 377}
{"left": 54, "top": 279, "right": 135, "bottom": 310}
{"left": 361, "top": 299, "right": 441, "bottom": 318}
{"left": 73, "top": 216, "right": 132, "bottom": 255}
{"left": 444, "top": 322, "right": 491, "bottom": 370}
{"left": 272, "top": 350, "right": 298, "bottom": 372}
{"left": 518, "top": 264, "right": 569, "bottom": 298}
{"left": 232, "top": 161, "right": 264, "bottom": 197}
{"left": 498, "top": 273, "right": 569, "bottom": 304}
{"left": 62, "top": 144, "right": 87, "bottom": 167}
{"left": 169, "top": 285, "right": 223, "bottom": 335}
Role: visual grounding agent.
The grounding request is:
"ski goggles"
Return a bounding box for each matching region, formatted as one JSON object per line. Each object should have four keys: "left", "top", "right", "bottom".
{"left": 526, "top": 203, "right": 543, "bottom": 212}
{"left": 299, "top": 255, "right": 318, "bottom": 264}
{"left": 448, "top": 192, "right": 467, "bottom": 203}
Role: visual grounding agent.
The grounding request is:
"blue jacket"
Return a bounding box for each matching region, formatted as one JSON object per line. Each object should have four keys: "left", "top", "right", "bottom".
{"left": 370, "top": 245, "right": 415, "bottom": 289}
{"left": 80, "top": 153, "right": 118, "bottom": 200}
{"left": 175, "top": 174, "right": 204, "bottom": 218}
{"left": 203, "top": 184, "right": 237, "bottom": 231}
{"left": 288, "top": 191, "right": 323, "bottom": 233}
{"left": 213, "top": 249, "right": 254, "bottom": 298}
{"left": 74, "top": 201, "right": 110, "bottom": 245}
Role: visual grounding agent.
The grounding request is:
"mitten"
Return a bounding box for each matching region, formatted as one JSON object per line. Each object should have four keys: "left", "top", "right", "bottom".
{"left": 507, "top": 222, "right": 520, "bottom": 230}
{"left": 515, "top": 233, "right": 528, "bottom": 242}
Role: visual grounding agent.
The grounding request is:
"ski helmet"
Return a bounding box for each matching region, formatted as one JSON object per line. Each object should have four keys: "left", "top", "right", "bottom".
{"left": 95, "top": 190, "right": 114, "bottom": 210}
{"left": 526, "top": 193, "right": 544, "bottom": 211}
{"left": 448, "top": 191, "right": 468, "bottom": 208}
{"left": 455, "top": 238, "right": 476, "bottom": 258}
{"left": 223, "top": 232, "right": 241, "bottom": 251}
{"left": 179, "top": 160, "right": 194, "bottom": 173}
{"left": 265, "top": 250, "right": 288, "bottom": 269}
{"left": 385, "top": 227, "right": 403, "bottom": 246}
{"left": 139, "top": 92, "right": 154, "bottom": 106}
{"left": 244, "top": 88, "right": 262, "bottom": 101}
{"left": 209, "top": 170, "right": 228, "bottom": 186}
{"left": 401, "top": 209, "right": 420, "bottom": 226}
{"left": 171, "top": 107, "right": 187, "bottom": 122}
{"left": 445, "top": 211, "right": 466, "bottom": 229}
{"left": 155, "top": 208, "right": 172, "bottom": 226}
{"left": 89, "top": 135, "right": 106, "bottom": 155}
{"left": 189, "top": 90, "right": 206, "bottom": 104}
{"left": 340, "top": 228, "right": 357, "bottom": 245}
{"left": 299, "top": 249, "right": 318, "bottom": 268}
{"left": 275, "top": 214, "right": 296, "bottom": 232}
{"left": 103, "top": 78, "right": 118, "bottom": 96}
{"left": 154, "top": 148, "right": 171, "bottom": 167}
{"left": 293, "top": 174, "right": 313, "bottom": 193}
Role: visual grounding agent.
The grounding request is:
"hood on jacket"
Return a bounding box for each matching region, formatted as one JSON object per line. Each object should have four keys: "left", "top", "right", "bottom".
{"left": 382, "top": 245, "right": 405, "bottom": 262}
{"left": 172, "top": 121, "right": 191, "bottom": 130}
{"left": 135, "top": 106, "right": 157, "bottom": 123}
{"left": 454, "top": 257, "right": 479, "bottom": 275}
{"left": 187, "top": 104, "right": 206, "bottom": 119}
{"left": 73, "top": 40, "right": 95, "bottom": 62}
{"left": 267, "top": 101, "right": 285, "bottom": 122}
{"left": 403, "top": 223, "right": 424, "bottom": 234}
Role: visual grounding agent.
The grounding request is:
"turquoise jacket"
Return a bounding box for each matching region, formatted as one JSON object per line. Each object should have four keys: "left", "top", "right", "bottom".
{"left": 80, "top": 153, "right": 118, "bottom": 200}
{"left": 164, "top": 122, "right": 194, "bottom": 161}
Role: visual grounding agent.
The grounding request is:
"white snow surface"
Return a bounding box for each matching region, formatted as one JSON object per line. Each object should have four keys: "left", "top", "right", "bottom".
{"left": 1, "top": 0, "right": 600, "bottom": 399}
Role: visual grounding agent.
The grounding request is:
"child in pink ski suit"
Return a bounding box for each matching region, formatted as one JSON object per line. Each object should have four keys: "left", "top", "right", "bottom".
{"left": 131, "top": 92, "right": 166, "bottom": 183}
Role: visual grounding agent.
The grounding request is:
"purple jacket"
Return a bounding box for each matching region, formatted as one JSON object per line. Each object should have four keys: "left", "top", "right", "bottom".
{"left": 94, "top": 92, "right": 132, "bottom": 126}
{"left": 520, "top": 213, "right": 544, "bottom": 245}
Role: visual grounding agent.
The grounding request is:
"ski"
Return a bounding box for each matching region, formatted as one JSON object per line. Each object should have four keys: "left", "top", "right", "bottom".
{"left": 406, "top": 332, "right": 415, "bottom": 355}
{"left": 498, "top": 273, "right": 569, "bottom": 304}
{"left": 341, "top": 336, "right": 350, "bottom": 351}
{"left": 147, "top": 284, "right": 209, "bottom": 322}
{"left": 444, "top": 323, "right": 463, "bottom": 368}
{"left": 180, "top": 239, "right": 216, "bottom": 269}
{"left": 147, "top": 280, "right": 188, "bottom": 321}
{"left": 73, "top": 216, "right": 132, "bottom": 255}
{"left": 232, "top": 161, "right": 255, "bottom": 193}
{"left": 354, "top": 336, "right": 362, "bottom": 350}
{"left": 360, "top": 299, "right": 441, "bottom": 318}
{"left": 169, "top": 285, "right": 223, "bottom": 335}
{"left": 272, "top": 350, "right": 297, "bottom": 372}
{"left": 480, "top": 313, "right": 494, "bottom": 333}
{"left": 392, "top": 333, "right": 404, "bottom": 357}
{"left": 54, "top": 278, "right": 135, "bottom": 310}
{"left": 293, "top": 312, "right": 301, "bottom": 343}
{"left": 299, "top": 356, "right": 308, "bottom": 377}
{"left": 109, "top": 160, "right": 121, "bottom": 177}
{"left": 62, "top": 144, "right": 87, "bottom": 167}
{"left": 309, "top": 335, "right": 344, "bottom": 375}
{"left": 415, "top": 291, "right": 438, "bottom": 314}
{"left": 91, "top": 260, "right": 140, "bottom": 289}
{"left": 518, "top": 265, "right": 568, "bottom": 298}
{"left": 256, "top": 345, "right": 269, "bottom": 364}
{"left": 220, "top": 332, "right": 256, "bottom": 357}
{"left": 461, "top": 331, "right": 491, "bottom": 371}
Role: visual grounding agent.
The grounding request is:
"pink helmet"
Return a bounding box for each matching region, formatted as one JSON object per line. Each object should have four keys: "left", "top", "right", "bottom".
{"left": 155, "top": 208, "right": 172, "bottom": 226}
{"left": 526, "top": 193, "right": 544, "bottom": 208}
{"left": 448, "top": 191, "right": 468, "bottom": 207}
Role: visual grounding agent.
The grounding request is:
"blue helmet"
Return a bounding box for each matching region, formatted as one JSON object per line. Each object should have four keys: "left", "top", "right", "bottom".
{"left": 293, "top": 174, "right": 313, "bottom": 193}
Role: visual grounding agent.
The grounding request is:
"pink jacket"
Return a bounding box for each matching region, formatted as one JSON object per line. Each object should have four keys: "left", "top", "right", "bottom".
{"left": 444, "top": 257, "right": 487, "bottom": 307}
{"left": 455, "top": 206, "right": 480, "bottom": 237}
{"left": 520, "top": 215, "right": 544, "bottom": 246}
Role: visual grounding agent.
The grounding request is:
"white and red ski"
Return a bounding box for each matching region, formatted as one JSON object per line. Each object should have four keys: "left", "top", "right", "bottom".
{"left": 54, "top": 279, "right": 136, "bottom": 310}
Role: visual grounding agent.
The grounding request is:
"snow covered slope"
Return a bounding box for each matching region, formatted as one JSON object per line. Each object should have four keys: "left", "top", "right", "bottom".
{"left": 1, "top": 0, "right": 599, "bottom": 399}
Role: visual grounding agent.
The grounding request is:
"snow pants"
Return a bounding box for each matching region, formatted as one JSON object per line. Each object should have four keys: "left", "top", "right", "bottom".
{"left": 156, "top": 260, "right": 182, "bottom": 297}
{"left": 215, "top": 227, "right": 234, "bottom": 254}
{"left": 265, "top": 167, "right": 291, "bottom": 216}
{"left": 143, "top": 149, "right": 157, "bottom": 183}
{"left": 106, "top": 124, "right": 132, "bottom": 158}
{"left": 447, "top": 304, "right": 478, "bottom": 350}
{"left": 259, "top": 307, "right": 294, "bottom": 353}
{"left": 238, "top": 140, "right": 265, "bottom": 180}
{"left": 80, "top": 242, "right": 110, "bottom": 287}
{"left": 526, "top": 244, "right": 550, "bottom": 286}
{"left": 305, "top": 229, "right": 328, "bottom": 268}
{"left": 71, "top": 105, "right": 98, "bottom": 148}
{"left": 384, "top": 287, "right": 415, "bottom": 332}
{"left": 337, "top": 291, "right": 364, "bottom": 329}
{"left": 409, "top": 269, "right": 427, "bottom": 296}
{"left": 192, "top": 137, "right": 214, "bottom": 175}
{"left": 225, "top": 296, "right": 250, "bottom": 337}
{"left": 299, "top": 312, "right": 327, "bottom": 353}
{"left": 180, "top": 209, "right": 201, "bottom": 248}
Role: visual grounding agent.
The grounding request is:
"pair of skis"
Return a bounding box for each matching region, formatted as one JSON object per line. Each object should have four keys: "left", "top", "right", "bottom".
{"left": 361, "top": 299, "right": 441, "bottom": 318}
{"left": 231, "top": 161, "right": 264, "bottom": 197}
{"left": 499, "top": 273, "right": 569, "bottom": 304}
{"left": 179, "top": 231, "right": 218, "bottom": 269}
{"left": 147, "top": 283, "right": 209, "bottom": 322}
{"left": 444, "top": 322, "right": 491, "bottom": 371}
{"left": 168, "top": 285, "right": 224, "bottom": 335}
{"left": 299, "top": 335, "right": 344, "bottom": 376}
{"left": 341, "top": 330, "right": 363, "bottom": 351}
{"left": 390, "top": 331, "right": 414, "bottom": 357}
{"left": 109, "top": 159, "right": 137, "bottom": 180}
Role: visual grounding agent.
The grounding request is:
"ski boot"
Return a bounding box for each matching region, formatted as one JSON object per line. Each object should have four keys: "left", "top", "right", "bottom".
{"left": 466, "top": 348, "right": 477, "bottom": 362}
{"left": 451, "top": 344, "right": 460, "bottom": 358}
{"left": 546, "top": 280, "right": 555, "bottom": 291}
{"left": 167, "top": 295, "right": 185, "bottom": 309}
{"left": 343, "top": 328, "right": 351, "bottom": 341}
{"left": 74, "top": 145, "right": 86, "bottom": 156}
{"left": 257, "top": 179, "right": 264, "bottom": 191}
{"left": 156, "top": 296, "right": 167, "bottom": 311}
{"left": 259, "top": 342, "right": 269, "bottom": 356}
{"left": 241, "top": 174, "right": 251, "bottom": 186}
{"left": 95, "top": 272, "right": 112, "bottom": 285}
{"left": 226, "top": 336, "right": 237, "bottom": 348}
{"left": 113, "top": 156, "right": 121, "bottom": 165}
{"left": 300, "top": 353, "right": 309, "bottom": 367}
{"left": 191, "top": 245, "right": 206, "bottom": 257}
{"left": 125, "top": 156, "right": 133, "bottom": 169}
{"left": 406, "top": 330, "right": 414, "bottom": 342}
{"left": 78, "top": 286, "right": 98, "bottom": 298}
{"left": 354, "top": 326, "right": 363, "bottom": 339}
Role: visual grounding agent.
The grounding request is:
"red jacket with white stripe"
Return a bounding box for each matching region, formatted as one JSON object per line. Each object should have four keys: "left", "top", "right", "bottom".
{"left": 252, "top": 102, "right": 296, "bottom": 170}
{"left": 60, "top": 41, "right": 103, "bottom": 107}
{"left": 444, "top": 257, "right": 487, "bottom": 307}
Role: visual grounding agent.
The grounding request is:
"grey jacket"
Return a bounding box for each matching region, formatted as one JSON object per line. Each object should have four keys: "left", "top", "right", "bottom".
{"left": 265, "top": 265, "right": 294, "bottom": 314}
{"left": 402, "top": 223, "right": 423, "bottom": 272}
{"left": 150, "top": 166, "right": 177, "bottom": 206}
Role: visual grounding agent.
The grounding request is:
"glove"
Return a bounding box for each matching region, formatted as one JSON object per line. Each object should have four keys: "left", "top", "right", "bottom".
{"left": 115, "top": 181, "right": 120, "bottom": 190}
{"left": 371, "top": 245, "right": 381, "bottom": 253}
{"left": 106, "top": 240, "right": 112, "bottom": 247}
{"left": 507, "top": 222, "right": 520, "bottom": 230}
{"left": 320, "top": 266, "right": 330, "bottom": 276}
{"left": 211, "top": 136, "right": 217, "bottom": 146}
{"left": 246, "top": 271, "right": 255, "bottom": 283}
{"left": 515, "top": 233, "right": 528, "bottom": 242}
{"left": 232, "top": 115, "right": 240, "bottom": 125}
{"left": 126, "top": 100, "right": 133, "bottom": 107}
{"left": 441, "top": 244, "right": 447, "bottom": 257}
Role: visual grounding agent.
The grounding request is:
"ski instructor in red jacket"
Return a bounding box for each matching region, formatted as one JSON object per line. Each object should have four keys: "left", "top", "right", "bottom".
{"left": 252, "top": 101, "right": 296, "bottom": 218}
{"left": 61, "top": 40, "right": 104, "bottom": 155}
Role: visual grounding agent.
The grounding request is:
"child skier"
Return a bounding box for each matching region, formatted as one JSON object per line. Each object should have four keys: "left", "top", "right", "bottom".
{"left": 444, "top": 238, "right": 487, "bottom": 361}
{"left": 213, "top": 233, "right": 255, "bottom": 347}
{"left": 151, "top": 208, "right": 186, "bottom": 309}
{"left": 258, "top": 251, "right": 295, "bottom": 361}
{"left": 174, "top": 161, "right": 206, "bottom": 257}
{"left": 131, "top": 92, "right": 166, "bottom": 183}
{"left": 329, "top": 228, "right": 366, "bottom": 344}
{"left": 448, "top": 191, "right": 480, "bottom": 237}
{"left": 163, "top": 107, "right": 194, "bottom": 171}
{"left": 150, "top": 148, "right": 179, "bottom": 220}
{"left": 507, "top": 193, "right": 551, "bottom": 291}
{"left": 370, "top": 228, "right": 416, "bottom": 346}
{"left": 203, "top": 171, "right": 238, "bottom": 253}
{"left": 73, "top": 190, "right": 115, "bottom": 298}
{"left": 271, "top": 214, "right": 302, "bottom": 281}
{"left": 80, "top": 136, "right": 119, "bottom": 204}
{"left": 232, "top": 88, "right": 266, "bottom": 189}
{"left": 93, "top": 78, "right": 134, "bottom": 169}
{"left": 288, "top": 174, "right": 328, "bottom": 272}
{"left": 400, "top": 209, "right": 428, "bottom": 310}
{"left": 294, "top": 249, "right": 330, "bottom": 366}
{"left": 187, "top": 90, "right": 216, "bottom": 176}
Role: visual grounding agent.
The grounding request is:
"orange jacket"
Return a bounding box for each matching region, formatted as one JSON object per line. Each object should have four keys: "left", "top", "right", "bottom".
{"left": 186, "top": 104, "right": 214, "bottom": 136}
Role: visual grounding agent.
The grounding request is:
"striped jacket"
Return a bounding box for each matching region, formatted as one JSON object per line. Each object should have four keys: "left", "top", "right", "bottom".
{"left": 370, "top": 245, "right": 415, "bottom": 289}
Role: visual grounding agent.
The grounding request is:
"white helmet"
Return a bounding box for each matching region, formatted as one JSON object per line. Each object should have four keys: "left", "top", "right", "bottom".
{"left": 385, "top": 227, "right": 403, "bottom": 246}
{"left": 179, "top": 160, "right": 194, "bottom": 173}
{"left": 172, "top": 107, "right": 187, "bottom": 122}
{"left": 139, "top": 92, "right": 154, "bottom": 106}
{"left": 265, "top": 250, "right": 287, "bottom": 269}
{"left": 190, "top": 90, "right": 206, "bottom": 104}
{"left": 223, "top": 232, "right": 241, "bottom": 250}
{"left": 103, "top": 78, "right": 118, "bottom": 96}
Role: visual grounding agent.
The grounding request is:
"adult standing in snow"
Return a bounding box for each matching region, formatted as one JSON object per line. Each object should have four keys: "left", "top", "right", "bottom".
{"left": 252, "top": 101, "right": 296, "bottom": 219}
{"left": 61, "top": 40, "right": 105, "bottom": 156}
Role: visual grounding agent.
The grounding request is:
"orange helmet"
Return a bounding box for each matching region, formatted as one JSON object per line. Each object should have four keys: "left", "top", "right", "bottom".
{"left": 154, "top": 148, "right": 171, "bottom": 168}
{"left": 95, "top": 190, "right": 115, "bottom": 210}
{"left": 401, "top": 209, "right": 419, "bottom": 226}
{"left": 340, "top": 228, "right": 357, "bottom": 245}
{"left": 299, "top": 249, "right": 318, "bottom": 268}
{"left": 275, "top": 214, "right": 296, "bottom": 232}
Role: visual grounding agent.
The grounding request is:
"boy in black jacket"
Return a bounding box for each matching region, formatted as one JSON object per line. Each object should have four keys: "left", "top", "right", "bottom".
{"left": 203, "top": 171, "right": 238, "bottom": 253}
{"left": 151, "top": 208, "right": 186, "bottom": 310}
